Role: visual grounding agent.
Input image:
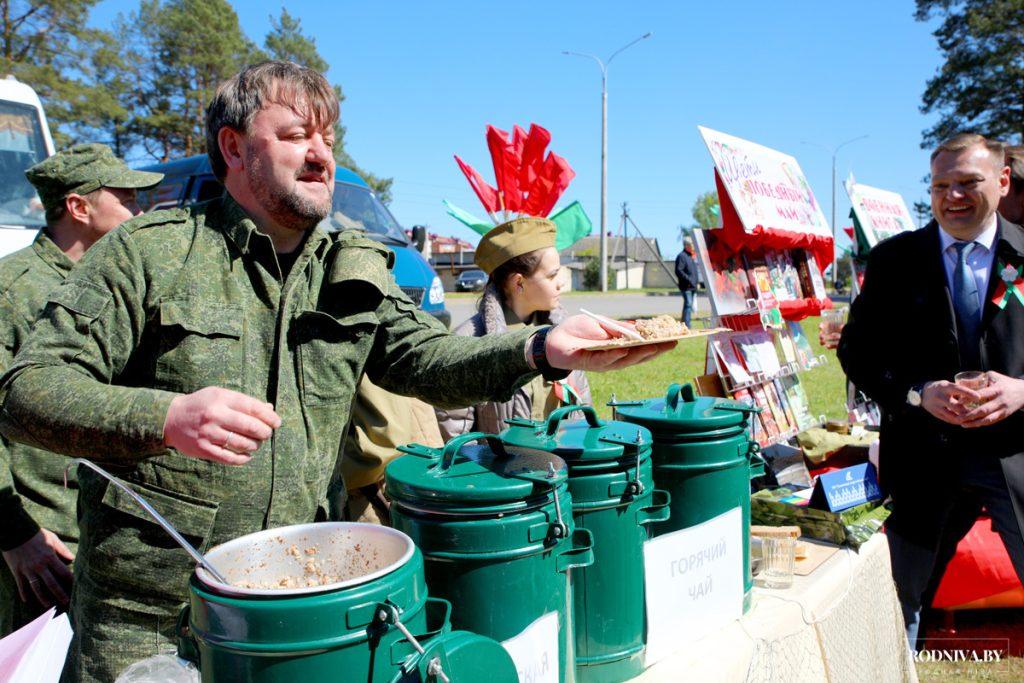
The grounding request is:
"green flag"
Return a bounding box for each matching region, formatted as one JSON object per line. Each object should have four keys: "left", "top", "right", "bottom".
{"left": 443, "top": 199, "right": 593, "bottom": 250}
{"left": 443, "top": 200, "right": 492, "bottom": 235}
{"left": 550, "top": 200, "right": 593, "bottom": 251}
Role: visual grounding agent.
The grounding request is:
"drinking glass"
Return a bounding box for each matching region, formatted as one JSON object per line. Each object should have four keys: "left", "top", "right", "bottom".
{"left": 822, "top": 306, "right": 848, "bottom": 336}
{"left": 955, "top": 371, "right": 990, "bottom": 410}
{"left": 759, "top": 537, "right": 796, "bottom": 589}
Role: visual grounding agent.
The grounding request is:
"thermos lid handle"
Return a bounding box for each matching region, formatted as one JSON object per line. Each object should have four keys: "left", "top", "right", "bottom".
{"left": 664, "top": 382, "right": 696, "bottom": 410}
{"left": 435, "top": 431, "right": 507, "bottom": 474}
{"left": 544, "top": 405, "right": 603, "bottom": 435}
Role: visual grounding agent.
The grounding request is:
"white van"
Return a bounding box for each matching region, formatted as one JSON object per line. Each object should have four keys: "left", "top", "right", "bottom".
{"left": 0, "top": 75, "right": 55, "bottom": 259}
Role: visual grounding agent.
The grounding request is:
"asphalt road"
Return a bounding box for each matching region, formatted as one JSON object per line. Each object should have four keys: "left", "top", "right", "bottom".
{"left": 445, "top": 291, "right": 710, "bottom": 328}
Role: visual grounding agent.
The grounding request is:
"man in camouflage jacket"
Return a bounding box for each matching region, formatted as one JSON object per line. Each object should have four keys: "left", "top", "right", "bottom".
{"left": 0, "top": 62, "right": 671, "bottom": 681}
{"left": 0, "top": 145, "right": 161, "bottom": 636}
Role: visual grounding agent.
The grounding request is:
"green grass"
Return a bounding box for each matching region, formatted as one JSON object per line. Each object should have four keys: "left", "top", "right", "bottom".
{"left": 588, "top": 317, "right": 847, "bottom": 421}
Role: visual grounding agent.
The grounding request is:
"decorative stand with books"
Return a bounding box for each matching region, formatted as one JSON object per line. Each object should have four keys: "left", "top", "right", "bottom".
{"left": 691, "top": 127, "right": 836, "bottom": 449}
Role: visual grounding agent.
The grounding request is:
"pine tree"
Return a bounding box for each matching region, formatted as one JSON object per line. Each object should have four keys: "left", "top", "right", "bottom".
{"left": 916, "top": 0, "right": 1024, "bottom": 146}
{"left": 0, "top": 0, "right": 116, "bottom": 148}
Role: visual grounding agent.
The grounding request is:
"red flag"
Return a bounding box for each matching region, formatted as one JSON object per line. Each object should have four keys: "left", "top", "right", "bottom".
{"left": 454, "top": 155, "right": 500, "bottom": 214}
{"left": 843, "top": 226, "right": 855, "bottom": 240}
{"left": 486, "top": 125, "right": 522, "bottom": 212}
{"left": 524, "top": 152, "right": 575, "bottom": 217}
{"left": 519, "top": 124, "right": 551, "bottom": 193}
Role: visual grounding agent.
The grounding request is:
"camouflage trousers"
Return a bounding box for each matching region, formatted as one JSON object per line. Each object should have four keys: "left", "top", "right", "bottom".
{"left": 61, "top": 571, "right": 181, "bottom": 683}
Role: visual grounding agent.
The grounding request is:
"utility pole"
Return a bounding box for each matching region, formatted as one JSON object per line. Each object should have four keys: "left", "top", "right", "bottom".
{"left": 563, "top": 32, "right": 652, "bottom": 292}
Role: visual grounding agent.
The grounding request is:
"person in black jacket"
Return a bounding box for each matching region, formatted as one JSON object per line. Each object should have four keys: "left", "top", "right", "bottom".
{"left": 838, "top": 133, "right": 1024, "bottom": 648}
{"left": 674, "top": 237, "right": 699, "bottom": 325}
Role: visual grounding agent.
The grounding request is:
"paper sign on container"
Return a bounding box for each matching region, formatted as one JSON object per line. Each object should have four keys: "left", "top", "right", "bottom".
{"left": 502, "top": 611, "right": 559, "bottom": 683}
{"left": 643, "top": 507, "right": 743, "bottom": 666}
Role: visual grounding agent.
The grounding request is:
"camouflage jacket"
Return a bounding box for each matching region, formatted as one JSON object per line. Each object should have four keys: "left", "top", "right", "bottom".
{"left": 0, "top": 230, "right": 78, "bottom": 552}
{"left": 0, "top": 196, "right": 537, "bottom": 609}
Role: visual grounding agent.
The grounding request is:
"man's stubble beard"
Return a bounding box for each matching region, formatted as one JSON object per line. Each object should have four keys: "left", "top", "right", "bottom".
{"left": 246, "top": 150, "right": 332, "bottom": 233}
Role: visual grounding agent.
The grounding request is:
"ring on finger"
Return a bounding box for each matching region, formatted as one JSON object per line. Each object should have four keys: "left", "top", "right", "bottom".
{"left": 222, "top": 432, "right": 233, "bottom": 450}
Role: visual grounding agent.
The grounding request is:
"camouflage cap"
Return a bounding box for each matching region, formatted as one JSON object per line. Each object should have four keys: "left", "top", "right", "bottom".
{"left": 25, "top": 143, "right": 164, "bottom": 218}
{"left": 475, "top": 216, "right": 557, "bottom": 275}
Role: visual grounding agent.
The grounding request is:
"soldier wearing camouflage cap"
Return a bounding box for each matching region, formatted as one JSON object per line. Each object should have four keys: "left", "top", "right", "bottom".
{"left": 0, "top": 143, "right": 161, "bottom": 637}
{"left": 0, "top": 62, "right": 668, "bottom": 681}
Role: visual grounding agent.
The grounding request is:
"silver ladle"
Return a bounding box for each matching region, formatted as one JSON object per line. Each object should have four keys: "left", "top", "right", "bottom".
{"left": 68, "top": 458, "right": 230, "bottom": 584}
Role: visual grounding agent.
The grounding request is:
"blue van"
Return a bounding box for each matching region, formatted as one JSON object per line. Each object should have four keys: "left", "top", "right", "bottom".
{"left": 135, "top": 155, "right": 449, "bottom": 327}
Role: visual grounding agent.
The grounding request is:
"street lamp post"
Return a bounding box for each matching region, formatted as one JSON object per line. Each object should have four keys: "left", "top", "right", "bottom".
{"left": 564, "top": 32, "right": 652, "bottom": 292}
{"left": 802, "top": 135, "right": 868, "bottom": 289}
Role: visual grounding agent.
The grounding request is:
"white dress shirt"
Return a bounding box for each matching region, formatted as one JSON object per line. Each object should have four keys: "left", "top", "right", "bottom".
{"left": 939, "top": 213, "right": 999, "bottom": 310}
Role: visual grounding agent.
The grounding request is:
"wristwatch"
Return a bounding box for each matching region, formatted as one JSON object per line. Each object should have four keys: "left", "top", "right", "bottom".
{"left": 527, "top": 327, "right": 570, "bottom": 382}
{"left": 906, "top": 383, "right": 927, "bottom": 407}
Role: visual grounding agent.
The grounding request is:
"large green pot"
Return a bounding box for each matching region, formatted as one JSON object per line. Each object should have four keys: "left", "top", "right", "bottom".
{"left": 179, "top": 522, "right": 518, "bottom": 682}
{"left": 387, "top": 433, "right": 595, "bottom": 683}
{"left": 499, "top": 406, "right": 671, "bottom": 683}
{"left": 612, "top": 383, "right": 765, "bottom": 612}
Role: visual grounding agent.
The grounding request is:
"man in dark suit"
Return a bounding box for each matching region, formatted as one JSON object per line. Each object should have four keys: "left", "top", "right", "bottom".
{"left": 838, "top": 133, "right": 1024, "bottom": 648}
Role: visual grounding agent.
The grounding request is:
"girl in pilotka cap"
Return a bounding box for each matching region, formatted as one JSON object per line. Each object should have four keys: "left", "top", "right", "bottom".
{"left": 436, "top": 124, "right": 591, "bottom": 439}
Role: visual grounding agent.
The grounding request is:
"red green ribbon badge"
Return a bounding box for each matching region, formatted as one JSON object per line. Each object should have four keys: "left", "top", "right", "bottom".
{"left": 992, "top": 261, "right": 1024, "bottom": 309}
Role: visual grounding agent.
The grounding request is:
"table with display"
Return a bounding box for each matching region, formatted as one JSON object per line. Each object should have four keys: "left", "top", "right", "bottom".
{"left": 630, "top": 532, "right": 917, "bottom": 682}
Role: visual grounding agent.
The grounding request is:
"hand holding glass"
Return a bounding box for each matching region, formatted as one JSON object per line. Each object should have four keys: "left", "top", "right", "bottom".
{"left": 954, "top": 371, "right": 990, "bottom": 410}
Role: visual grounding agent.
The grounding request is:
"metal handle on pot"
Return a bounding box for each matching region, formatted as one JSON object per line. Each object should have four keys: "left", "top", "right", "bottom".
{"left": 636, "top": 489, "right": 672, "bottom": 526}
{"left": 664, "top": 383, "right": 696, "bottom": 411}
{"left": 435, "top": 432, "right": 506, "bottom": 474}
{"left": 376, "top": 603, "right": 451, "bottom": 682}
{"left": 556, "top": 528, "right": 595, "bottom": 573}
{"left": 175, "top": 604, "right": 199, "bottom": 666}
{"left": 748, "top": 443, "right": 767, "bottom": 480}
{"left": 544, "top": 405, "right": 603, "bottom": 435}
{"left": 70, "top": 459, "right": 229, "bottom": 584}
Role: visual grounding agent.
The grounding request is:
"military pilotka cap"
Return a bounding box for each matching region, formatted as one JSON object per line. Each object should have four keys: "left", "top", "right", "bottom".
{"left": 25, "top": 143, "right": 164, "bottom": 218}
{"left": 475, "top": 216, "right": 557, "bottom": 275}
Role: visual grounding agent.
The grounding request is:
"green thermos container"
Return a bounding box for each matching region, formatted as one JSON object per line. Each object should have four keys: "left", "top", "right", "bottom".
{"left": 612, "top": 383, "right": 765, "bottom": 611}
{"left": 386, "top": 432, "right": 595, "bottom": 683}
{"left": 499, "top": 406, "right": 671, "bottom": 683}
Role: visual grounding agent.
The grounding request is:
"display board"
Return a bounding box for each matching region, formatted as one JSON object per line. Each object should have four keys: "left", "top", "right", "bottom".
{"left": 698, "top": 126, "right": 831, "bottom": 239}
{"left": 844, "top": 179, "right": 915, "bottom": 249}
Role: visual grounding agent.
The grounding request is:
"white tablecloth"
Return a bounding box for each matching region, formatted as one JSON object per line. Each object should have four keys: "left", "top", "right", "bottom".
{"left": 631, "top": 533, "right": 917, "bottom": 682}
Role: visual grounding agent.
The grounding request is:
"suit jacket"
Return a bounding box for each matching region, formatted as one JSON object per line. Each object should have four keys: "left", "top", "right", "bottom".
{"left": 838, "top": 216, "right": 1024, "bottom": 546}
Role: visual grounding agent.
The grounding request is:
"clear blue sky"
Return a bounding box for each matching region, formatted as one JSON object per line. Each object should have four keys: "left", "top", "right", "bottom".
{"left": 93, "top": 0, "right": 944, "bottom": 256}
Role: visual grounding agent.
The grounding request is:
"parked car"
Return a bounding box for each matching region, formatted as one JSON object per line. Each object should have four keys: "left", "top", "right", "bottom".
{"left": 135, "top": 155, "right": 450, "bottom": 327}
{"left": 455, "top": 269, "right": 487, "bottom": 292}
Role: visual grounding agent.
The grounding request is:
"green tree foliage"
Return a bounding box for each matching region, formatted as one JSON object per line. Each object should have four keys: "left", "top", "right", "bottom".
{"left": 690, "top": 190, "right": 720, "bottom": 229}
{"left": 0, "top": 0, "right": 114, "bottom": 148}
{"left": 915, "top": 0, "right": 1024, "bottom": 147}
{"left": 263, "top": 7, "right": 393, "bottom": 204}
{"left": 121, "top": 0, "right": 265, "bottom": 161}
{"left": 912, "top": 199, "right": 933, "bottom": 228}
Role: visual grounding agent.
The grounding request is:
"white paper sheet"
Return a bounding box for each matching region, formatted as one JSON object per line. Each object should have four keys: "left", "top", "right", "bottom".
{"left": 643, "top": 507, "right": 743, "bottom": 666}
{"left": 502, "top": 611, "right": 559, "bottom": 683}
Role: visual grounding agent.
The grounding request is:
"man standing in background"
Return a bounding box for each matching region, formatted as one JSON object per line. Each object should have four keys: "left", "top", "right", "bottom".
{"left": 1000, "top": 145, "right": 1023, "bottom": 225}
{"left": 0, "top": 144, "right": 161, "bottom": 634}
{"left": 674, "top": 236, "right": 699, "bottom": 326}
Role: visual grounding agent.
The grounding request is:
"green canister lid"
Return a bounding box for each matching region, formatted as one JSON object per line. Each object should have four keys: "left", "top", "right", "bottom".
{"left": 386, "top": 432, "right": 568, "bottom": 507}
{"left": 501, "top": 405, "right": 651, "bottom": 464}
{"left": 611, "top": 383, "right": 758, "bottom": 435}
